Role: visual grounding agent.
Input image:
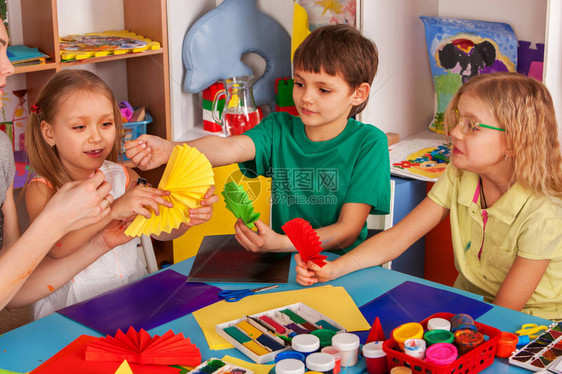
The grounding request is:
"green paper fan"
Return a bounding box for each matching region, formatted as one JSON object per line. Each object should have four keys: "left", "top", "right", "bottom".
{"left": 221, "top": 181, "right": 260, "bottom": 228}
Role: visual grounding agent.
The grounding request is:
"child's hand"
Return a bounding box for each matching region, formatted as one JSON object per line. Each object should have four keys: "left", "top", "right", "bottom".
{"left": 98, "top": 220, "right": 133, "bottom": 251}
{"left": 124, "top": 134, "right": 174, "bottom": 170}
{"left": 234, "top": 219, "right": 286, "bottom": 252}
{"left": 182, "top": 186, "right": 219, "bottom": 228}
{"left": 295, "top": 253, "right": 336, "bottom": 286}
{"left": 111, "top": 185, "right": 173, "bottom": 220}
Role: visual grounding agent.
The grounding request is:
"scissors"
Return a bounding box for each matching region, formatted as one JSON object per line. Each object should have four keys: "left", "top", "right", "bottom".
{"left": 516, "top": 323, "right": 548, "bottom": 339}
{"left": 218, "top": 285, "right": 279, "bottom": 302}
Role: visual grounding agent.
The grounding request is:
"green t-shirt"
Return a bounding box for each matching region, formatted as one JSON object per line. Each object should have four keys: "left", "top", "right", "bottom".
{"left": 239, "top": 112, "right": 390, "bottom": 254}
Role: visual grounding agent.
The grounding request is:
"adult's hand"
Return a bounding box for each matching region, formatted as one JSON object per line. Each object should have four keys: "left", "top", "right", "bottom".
{"left": 42, "top": 170, "right": 113, "bottom": 235}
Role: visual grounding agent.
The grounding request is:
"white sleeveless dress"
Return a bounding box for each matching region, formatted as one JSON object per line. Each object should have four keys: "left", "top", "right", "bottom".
{"left": 33, "top": 161, "right": 148, "bottom": 319}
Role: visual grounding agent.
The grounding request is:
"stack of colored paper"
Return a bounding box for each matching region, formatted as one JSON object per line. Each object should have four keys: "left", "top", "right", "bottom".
{"left": 125, "top": 145, "right": 214, "bottom": 237}
{"left": 282, "top": 218, "right": 326, "bottom": 267}
{"left": 85, "top": 327, "right": 201, "bottom": 366}
{"left": 222, "top": 181, "right": 260, "bottom": 228}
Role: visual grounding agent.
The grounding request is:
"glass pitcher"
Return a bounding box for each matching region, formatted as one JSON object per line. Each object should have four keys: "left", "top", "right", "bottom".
{"left": 212, "top": 76, "right": 261, "bottom": 136}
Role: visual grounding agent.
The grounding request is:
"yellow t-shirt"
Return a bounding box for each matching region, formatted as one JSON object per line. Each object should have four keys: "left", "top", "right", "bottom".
{"left": 428, "top": 163, "right": 562, "bottom": 321}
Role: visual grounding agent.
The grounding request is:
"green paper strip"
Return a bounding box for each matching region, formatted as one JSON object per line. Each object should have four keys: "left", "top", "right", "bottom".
{"left": 317, "top": 320, "right": 339, "bottom": 332}
{"left": 281, "top": 309, "right": 307, "bottom": 324}
{"left": 224, "top": 326, "right": 251, "bottom": 344}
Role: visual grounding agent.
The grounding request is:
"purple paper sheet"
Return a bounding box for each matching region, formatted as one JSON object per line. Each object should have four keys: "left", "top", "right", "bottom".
{"left": 358, "top": 281, "right": 493, "bottom": 340}
{"left": 58, "top": 269, "right": 222, "bottom": 336}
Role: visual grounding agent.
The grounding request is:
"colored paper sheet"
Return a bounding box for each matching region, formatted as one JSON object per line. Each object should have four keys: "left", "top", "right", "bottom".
{"left": 222, "top": 355, "right": 274, "bottom": 374}
{"left": 30, "top": 335, "right": 181, "bottom": 374}
{"left": 291, "top": 2, "right": 311, "bottom": 61}
{"left": 359, "top": 281, "right": 493, "bottom": 338}
{"left": 114, "top": 360, "right": 133, "bottom": 374}
{"left": 125, "top": 144, "right": 214, "bottom": 237}
{"left": 6, "top": 45, "right": 48, "bottom": 64}
{"left": 58, "top": 270, "right": 222, "bottom": 336}
{"left": 187, "top": 234, "right": 290, "bottom": 284}
{"left": 193, "top": 285, "right": 370, "bottom": 350}
{"left": 0, "top": 369, "right": 25, "bottom": 374}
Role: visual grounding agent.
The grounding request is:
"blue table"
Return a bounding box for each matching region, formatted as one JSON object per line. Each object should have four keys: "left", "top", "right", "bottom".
{"left": 0, "top": 253, "right": 550, "bottom": 373}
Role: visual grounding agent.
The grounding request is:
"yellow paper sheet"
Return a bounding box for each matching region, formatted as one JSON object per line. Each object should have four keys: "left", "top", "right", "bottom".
{"left": 114, "top": 360, "right": 133, "bottom": 374}
{"left": 193, "top": 285, "right": 370, "bottom": 350}
{"left": 222, "top": 355, "right": 274, "bottom": 374}
{"left": 291, "top": 2, "right": 311, "bottom": 61}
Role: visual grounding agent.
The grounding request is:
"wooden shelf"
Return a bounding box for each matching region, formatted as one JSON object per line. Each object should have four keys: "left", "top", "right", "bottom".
{"left": 61, "top": 49, "right": 164, "bottom": 67}
{"left": 14, "top": 62, "right": 57, "bottom": 75}
{"left": 16, "top": 0, "right": 171, "bottom": 141}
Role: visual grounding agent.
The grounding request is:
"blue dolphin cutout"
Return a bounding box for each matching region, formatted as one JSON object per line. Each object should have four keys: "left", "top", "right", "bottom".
{"left": 182, "top": 0, "right": 291, "bottom": 110}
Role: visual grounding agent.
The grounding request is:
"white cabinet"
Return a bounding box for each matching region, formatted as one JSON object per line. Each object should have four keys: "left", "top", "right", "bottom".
{"left": 167, "top": 0, "right": 561, "bottom": 142}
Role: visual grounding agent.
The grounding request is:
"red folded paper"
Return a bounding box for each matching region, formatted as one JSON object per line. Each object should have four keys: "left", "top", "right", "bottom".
{"left": 85, "top": 327, "right": 201, "bottom": 366}
{"left": 30, "top": 335, "right": 180, "bottom": 373}
{"left": 282, "top": 218, "right": 327, "bottom": 267}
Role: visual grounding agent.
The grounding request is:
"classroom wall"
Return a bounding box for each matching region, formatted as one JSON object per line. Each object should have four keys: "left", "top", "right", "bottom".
{"left": 360, "top": 0, "right": 438, "bottom": 138}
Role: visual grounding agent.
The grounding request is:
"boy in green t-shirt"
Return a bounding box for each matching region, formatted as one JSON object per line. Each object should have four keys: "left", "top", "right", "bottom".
{"left": 125, "top": 24, "right": 390, "bottom": 254}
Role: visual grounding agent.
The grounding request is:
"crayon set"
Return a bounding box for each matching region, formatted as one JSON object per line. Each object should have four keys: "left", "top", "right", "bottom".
{"left": 187, "top": 358, "right": 253, "bottom": 374}
{"left": 216, "top": 303, "right": 345, "bottom": 363}
{"left": 509, "top": 321, "right": 562, "bottom": 372}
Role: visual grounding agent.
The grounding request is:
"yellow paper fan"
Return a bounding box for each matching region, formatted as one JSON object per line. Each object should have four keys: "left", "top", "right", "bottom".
{"left": 125, "top": 145, "right": 214, "bottom": 237}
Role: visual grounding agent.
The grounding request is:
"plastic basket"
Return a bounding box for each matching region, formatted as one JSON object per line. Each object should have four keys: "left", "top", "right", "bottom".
{"left": 121, "top": 113, "right": 152, "bottom": 160}
{"left": 382, "top": 312, "right": 501, "bottom": 374}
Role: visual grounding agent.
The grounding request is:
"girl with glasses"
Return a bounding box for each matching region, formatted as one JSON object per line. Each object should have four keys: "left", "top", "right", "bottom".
{"left": 296, "top": 72, "right": 562, "bottom": 321}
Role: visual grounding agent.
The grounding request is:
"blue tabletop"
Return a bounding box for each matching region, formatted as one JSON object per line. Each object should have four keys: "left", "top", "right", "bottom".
{"left": 0, "top": 252, "right": 551, "bottom": 373}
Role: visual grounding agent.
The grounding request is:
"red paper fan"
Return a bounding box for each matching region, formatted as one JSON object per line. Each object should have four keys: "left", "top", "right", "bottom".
{"left": 282, "top": 218, "right": 327, "bottom": 267}
{"left": 85, "top": 327, "right": 201, "bottom": 366}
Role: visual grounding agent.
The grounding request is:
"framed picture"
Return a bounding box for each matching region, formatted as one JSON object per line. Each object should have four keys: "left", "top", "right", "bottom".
{"left": 298, "top": 0, "right": 357, "bottom": 30}
{"left": 420, "top": 16, "right": 517, "bottom": 134}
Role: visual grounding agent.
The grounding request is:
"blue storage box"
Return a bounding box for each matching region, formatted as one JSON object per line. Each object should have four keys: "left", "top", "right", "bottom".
{"left": 121, "top": 113, "right": 152, "bottom": 160}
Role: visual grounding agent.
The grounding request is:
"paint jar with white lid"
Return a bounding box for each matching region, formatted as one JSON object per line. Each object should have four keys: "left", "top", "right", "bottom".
{"left": 306, "top": 352, "right": 336, "bottom": 374}
{"left": 275, "top": 358, "right": 305, "bottom": 374}
{"left": 331, "top": 332, "right": 360, "bottom": 367}
{"left": 427, "top": 317, "right": 451, "bottom": 331}
{"left": 291, "top": 334, "right": 320, "bottom": 357}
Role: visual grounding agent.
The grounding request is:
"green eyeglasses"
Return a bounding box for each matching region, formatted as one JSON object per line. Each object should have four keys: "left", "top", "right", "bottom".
{"left": 451, "top": 111, "right": 506, "bottom": 135}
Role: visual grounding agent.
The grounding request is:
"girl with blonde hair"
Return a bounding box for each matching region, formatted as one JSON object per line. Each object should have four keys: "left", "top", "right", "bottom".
{"left": 297, "top": 72, "right": 562, "bottom": 321}
{"left": 24, "top": 69, "right": 217, "bottom": 319}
